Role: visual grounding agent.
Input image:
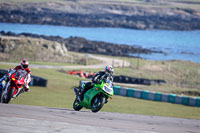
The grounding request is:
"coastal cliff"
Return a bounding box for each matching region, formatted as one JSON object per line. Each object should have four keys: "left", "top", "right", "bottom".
{"left": 0, "top": 1, "right": 200, "bottom": 30}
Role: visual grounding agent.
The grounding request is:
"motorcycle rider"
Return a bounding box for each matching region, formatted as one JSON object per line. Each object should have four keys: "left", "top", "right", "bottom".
{"left": 77, "top": 65, "right": 114, "bottom": 101}
{"left": 0, "top": 59, "right": 31, "bottom": 92}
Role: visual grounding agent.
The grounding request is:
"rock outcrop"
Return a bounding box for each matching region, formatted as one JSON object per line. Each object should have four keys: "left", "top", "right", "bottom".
{"left": 0, "top": 35, "right": 68, "bottom": 62}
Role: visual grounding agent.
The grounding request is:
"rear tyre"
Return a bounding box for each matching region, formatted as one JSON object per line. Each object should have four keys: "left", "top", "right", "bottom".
{"left": 4, "top": 87, "right": 15, "bottom": 104}
{"left": 91, "top": 95, "right": 106, "bottom": 113}
{"left": 0, "top": 90, "right": 2, "bottom": 103}
{"left": 73, "top": 98, "right": 83, "bottom": 111}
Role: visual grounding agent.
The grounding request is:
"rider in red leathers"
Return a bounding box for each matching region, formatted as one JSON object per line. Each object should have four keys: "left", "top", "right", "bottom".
{"left": 1, "top": 59, "right": 31, "bottom": 92}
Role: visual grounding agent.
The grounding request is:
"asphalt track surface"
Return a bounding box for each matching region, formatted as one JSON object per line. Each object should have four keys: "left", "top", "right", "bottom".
{"left": 0, "top": 104, "right": 200, "bottom": 133}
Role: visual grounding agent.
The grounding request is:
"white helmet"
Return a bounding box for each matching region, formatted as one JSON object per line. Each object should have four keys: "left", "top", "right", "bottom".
{"left": 21, "top": 59, "right": 29, "bottom": 69}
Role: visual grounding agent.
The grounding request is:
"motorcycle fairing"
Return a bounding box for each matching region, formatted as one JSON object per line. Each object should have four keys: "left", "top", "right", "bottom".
{"left": 80, "top": 81, "right": 113, "bottom": 109}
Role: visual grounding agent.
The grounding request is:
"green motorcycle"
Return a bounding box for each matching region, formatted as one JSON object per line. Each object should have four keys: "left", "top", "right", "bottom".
{"left": 73, "top": 79, "right": 114, "bottom": 113}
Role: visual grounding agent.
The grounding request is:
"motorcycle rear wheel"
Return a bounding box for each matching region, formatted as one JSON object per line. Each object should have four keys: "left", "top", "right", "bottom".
{"left": 0, "top": 90, "right": 2, "bottom": 103}
{"left": 73, "top": 98, "right": 83, "bottom": 111}
{"left": 91, "top": 95, "right": 106, "bottom": 113}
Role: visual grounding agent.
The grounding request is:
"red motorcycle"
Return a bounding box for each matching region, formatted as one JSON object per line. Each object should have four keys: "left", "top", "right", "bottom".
{"left": 0, "top": 71, "right": 25, "bottom": 103}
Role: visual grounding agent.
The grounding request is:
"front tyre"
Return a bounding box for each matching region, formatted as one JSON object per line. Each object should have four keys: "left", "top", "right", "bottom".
{"left": 91, "top": 95, "right": 106, "bottom": 113}
{"left": 4, "top": 87, "right": 15, "bottom": 104}
{"left": 73, "top": 98, "right": 83, "bottom": 111}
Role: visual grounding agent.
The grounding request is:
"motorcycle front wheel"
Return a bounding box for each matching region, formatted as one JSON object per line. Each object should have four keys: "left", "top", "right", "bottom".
{"left": 4, "top": 87, "right": 15, "bottom": 104}
{"left": 73, "top": 98, "right": 83, "bottom": 111}
{"left": 91, "top": 95, "right": 106, "bottom": 113}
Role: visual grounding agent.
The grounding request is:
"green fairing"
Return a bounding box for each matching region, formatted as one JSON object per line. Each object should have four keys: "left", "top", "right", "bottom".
{"left": 79, "top": 81, "right": 113, "bottom": 109}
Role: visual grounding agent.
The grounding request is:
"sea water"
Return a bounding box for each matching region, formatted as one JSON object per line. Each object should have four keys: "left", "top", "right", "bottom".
{"left": 0, "top": 22, "right": 200, "bottom": 63}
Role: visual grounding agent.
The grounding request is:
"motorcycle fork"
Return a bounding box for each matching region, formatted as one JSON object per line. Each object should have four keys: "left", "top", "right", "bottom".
{"left": 74, "top": 88, "right": 79, "bottom": 96}
{"left": 13, "top": 87, "right": 22, "bottom": 98}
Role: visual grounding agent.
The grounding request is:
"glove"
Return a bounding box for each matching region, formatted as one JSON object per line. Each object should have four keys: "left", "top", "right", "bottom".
{"left": 97, "top": 79, "right": 102, "bottom": 84}
{"left": 24, "top": 85, "right": 30, "bottom": 92}
{"left": 24, "top": 88, "right": 30, "bottom": 92}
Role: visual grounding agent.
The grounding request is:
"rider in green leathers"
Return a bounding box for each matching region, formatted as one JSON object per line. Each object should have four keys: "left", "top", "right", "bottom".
{"left": 77, "top": 65, "right": 114, "bottom": 101}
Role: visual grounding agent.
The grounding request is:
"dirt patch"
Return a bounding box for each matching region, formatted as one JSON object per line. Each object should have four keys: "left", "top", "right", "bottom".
{"left": 141, "top": 64, "right": 167, "bottom": 72}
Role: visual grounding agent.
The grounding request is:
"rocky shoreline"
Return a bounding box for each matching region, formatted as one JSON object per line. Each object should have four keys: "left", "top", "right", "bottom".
{"left": 0, "top": 1, "right": 200, "bottom": 30}
{"left": 0, "top": 31, "right": 163, "bottom": 57}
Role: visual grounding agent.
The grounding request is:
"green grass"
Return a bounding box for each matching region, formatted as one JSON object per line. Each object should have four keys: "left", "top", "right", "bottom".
{"left": 27, "top": 57, "right": 102, "bottom": 66}
{"left": 3, "top": 52, "right": 103, "bottom": 66}
{"left": 1, "top": 63, "right": 200, "bottom": 119}
{"left": 94, "top": 54, "right": 200, "bottom": 96}
{"left": 101, "top": 96, "right": 200, "bottom": 119}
